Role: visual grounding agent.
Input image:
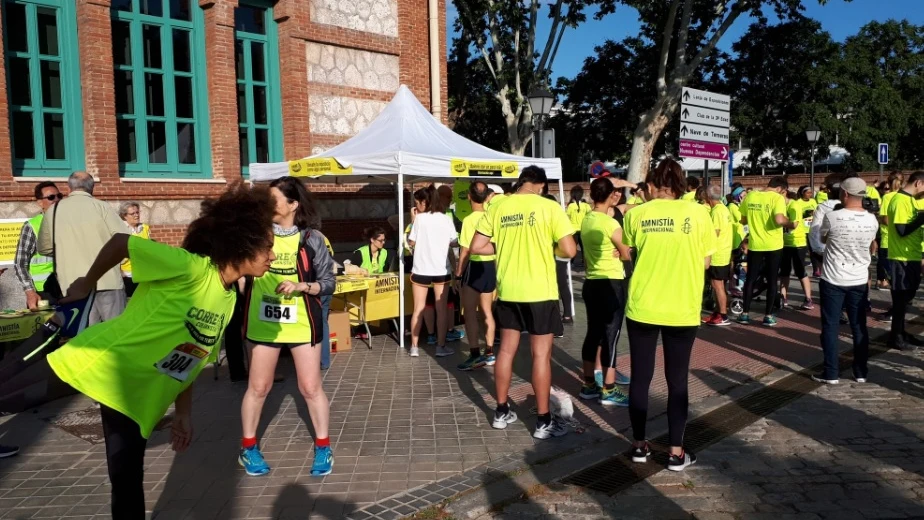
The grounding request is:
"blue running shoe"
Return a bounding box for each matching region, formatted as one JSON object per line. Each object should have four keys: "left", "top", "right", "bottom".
{"left": 239, "top": 445, "right": 270, "bottom": 476}
{"left": 736, "top": 313, "right": 751, "bottom": 325}
{"left": 599, "top": 387, "right": 629, "bottom": 407}
{"left": 447, "top": 329, "right": 465, "bottom": 342}
{"left": 484, "top": 354, "right": 496, "bottom": 366}
{"left": 427, "top": 334, "right": 437, "bottom": 345}
{"left": 762, "top": 315, "right": 777, "bottom": 327}
{"left": 615, "top": 371, "right": 631, "bottom": 385}
{"left": 594, "top": 370, "right": 603, "bottom": 388}
{"left": 310, "top": 446, "right": 334, "bottom": 476}
{"left": 579, "top": 383, "right": 601, "bottom": 400}
{"left": 457, "top": 354, "right": 487, "bottom": 371}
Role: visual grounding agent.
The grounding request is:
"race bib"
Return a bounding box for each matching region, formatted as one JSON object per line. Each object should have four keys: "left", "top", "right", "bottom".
{"left": 155, "top": 343, "right": 209, "bottom": 382}
{"left": 803, "top": 216, "right": 813, "bottom": 228}
{"left": 260, "top": 297, "right": 297, "bottom": 323}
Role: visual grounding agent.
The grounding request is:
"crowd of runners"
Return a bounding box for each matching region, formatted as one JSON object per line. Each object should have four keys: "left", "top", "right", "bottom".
{"left": 1, "top": 159, "right": 918, "bottom": 518}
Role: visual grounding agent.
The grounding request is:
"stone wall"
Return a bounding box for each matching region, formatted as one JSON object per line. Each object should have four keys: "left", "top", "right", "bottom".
{"left": 310, "top": 0, "right": 399, "bottom": 37}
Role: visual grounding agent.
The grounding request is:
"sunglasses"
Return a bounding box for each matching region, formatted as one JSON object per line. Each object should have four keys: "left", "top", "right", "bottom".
{"left": 39, "top": 193, "right": 64, "bottom": 201}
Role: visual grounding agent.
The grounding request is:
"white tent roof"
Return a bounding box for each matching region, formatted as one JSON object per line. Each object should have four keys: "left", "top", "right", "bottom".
{"left": 249, "top": 85, "right": 562, "bottom": 182}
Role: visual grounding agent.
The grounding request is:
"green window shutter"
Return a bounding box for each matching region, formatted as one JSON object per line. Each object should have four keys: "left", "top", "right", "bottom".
{"left": 112, "top": 0, "right": 211, "bottom": 178}
{"left": 3, "top": 0, "right": 85, "bottom": 177}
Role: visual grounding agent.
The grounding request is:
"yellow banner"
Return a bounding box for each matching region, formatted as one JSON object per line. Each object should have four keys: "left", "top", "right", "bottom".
{"left": 451, "top": 159, "right": 518, "bottom": 178}
{"left": 350, "top": 274, "right": 400, "bottom": 322}
{"left": 288, "top": 158, "right": 353, "bottom": 177}
{"left": 0, "top": 310, "right": 54, "bottom": 342}
{"left": 334, "top": 276, "right": 375, "bottom": 295}
{"left": 0, "top": 219, "right": 26, "bottom": 265}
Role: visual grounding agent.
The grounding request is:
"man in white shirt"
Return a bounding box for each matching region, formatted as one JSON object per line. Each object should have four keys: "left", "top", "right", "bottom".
{"left": 815, "top": 178, "right": 879, "bottom": 385}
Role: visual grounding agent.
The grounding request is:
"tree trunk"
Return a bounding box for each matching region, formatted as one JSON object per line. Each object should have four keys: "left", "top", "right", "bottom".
{"left": 505, "top": 113, "right": 532, "bottom": 156}
{"left": 627, "top": 101, "right": 671, "bottom": 183}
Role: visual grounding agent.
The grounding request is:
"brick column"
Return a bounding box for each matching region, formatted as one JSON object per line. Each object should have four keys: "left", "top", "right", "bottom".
{"left": 397, "top": 0, "right": 447, "bottom": 122}
{"left": 76, "top": 0, "right": 119, "bottom": 182}
{"left": 199, "top": 0, "right": 241, "bottom": 180}
{"left": 0, "top": 14, "right": 11, "bottom": 186}
{"left": 274, "top": 0, "right": 310, "bottom": 159}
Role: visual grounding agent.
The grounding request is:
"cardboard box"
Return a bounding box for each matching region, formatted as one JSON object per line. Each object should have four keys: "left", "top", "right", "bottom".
{"left": 328, "top": 310, "right": 352, "bottom": 352}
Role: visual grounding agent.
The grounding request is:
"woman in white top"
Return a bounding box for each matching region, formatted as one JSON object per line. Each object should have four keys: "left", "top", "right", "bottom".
{"left": 408, "top": 185, "right": 458, "bottom": 358}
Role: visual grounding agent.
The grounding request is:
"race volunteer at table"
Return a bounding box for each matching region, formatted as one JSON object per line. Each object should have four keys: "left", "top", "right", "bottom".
{"left": 350, "top": 226, "right": 391, "bottom": 275}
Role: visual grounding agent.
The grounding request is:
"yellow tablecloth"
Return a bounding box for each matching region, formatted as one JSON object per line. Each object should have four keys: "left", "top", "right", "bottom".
{"left": 0, "top": 310, "right": 54, "bottom": 343}
{"left": 333, "top": 274, "right": 401, "bottom": 322}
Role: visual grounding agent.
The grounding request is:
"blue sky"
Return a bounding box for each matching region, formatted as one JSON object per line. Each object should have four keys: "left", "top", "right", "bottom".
{"left": 447, "top": 0, "right": 924, "bottom": 81}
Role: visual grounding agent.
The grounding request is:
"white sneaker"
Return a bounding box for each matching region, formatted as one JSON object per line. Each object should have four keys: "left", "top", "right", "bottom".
{"left": 491, "top": 410, "right": 518, "bottom": 429}
{"left": 409, "top": 346, "right": 420, "bottom": 357}
{"left": 532, "top": 418, "right": 568, "bottom": 439}
{"left": 435, "top": 345, "right": 455, "bottom": 357}
{"left": 855, "top": 377, "right": 867, "bottom": 383}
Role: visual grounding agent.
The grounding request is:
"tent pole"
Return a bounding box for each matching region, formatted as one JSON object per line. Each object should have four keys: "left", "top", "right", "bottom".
{"left": 558, "top": 178, "right": 576, "bottom": 322}
{"left": 398, "top": 173, "right": 405, "bottom": 352}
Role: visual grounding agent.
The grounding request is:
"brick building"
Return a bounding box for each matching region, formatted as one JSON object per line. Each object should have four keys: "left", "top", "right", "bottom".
{"left": 0, "top": 0, "right": 447, "bottom": 246}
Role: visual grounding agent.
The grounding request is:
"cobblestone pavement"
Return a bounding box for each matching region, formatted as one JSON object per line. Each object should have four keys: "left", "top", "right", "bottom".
{"left": 476, "top": 346, "right": 924, "bottom": 520}
{"left": 0, "top": 277, "right": 905, "bottom": 519}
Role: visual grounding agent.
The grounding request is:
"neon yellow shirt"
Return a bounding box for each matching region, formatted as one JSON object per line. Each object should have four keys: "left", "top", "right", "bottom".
{"left": 866, "top": 186, "right": 881, "bottom": 201}
{"left": 566, "top": 201, "right": 592, "bottom": 230}
{"left": 728, "top": 202, "right": 745, "bottom": 249}
{"left": 880, "top": 191, "right": 896, "bottom": 249}
{"left": 121, "top": 223, "right": 150, "bottom": 276}
{"left": 710, "top": 203, "right": 733, "bottom": 267}
{"left": 580, "top": 211, "right": 625, "bottom": 280}
{"left": 743, "top": 190, "right": 786, "bottom": 252}
{"left": 888, "top": 191, "right": 922, "bottom": 262}
{"left": 784, "top": 199, "right": 814, "bottom": 248}
{"left": 627, "top": 195, "right": 644, "bottom": 205}
{"left": 476, "top": 194, "right": 573, "bottom": 302}
{"left": 622, "top": 199, "right": 716, "bottom": 327}
{"left": 246, "top": 232, "right": 311, "bottom": 344}
{"left": 816, "top": 191, "right": 829, "bottom": 204}
{"left": 681, "top": 191, "right": 697, "bottom": 202}
{"left": 47, "top": 237, "right": 235, "bottom": 438}
{"left": 459, "top": 210, "right": 495, "bottom": 262}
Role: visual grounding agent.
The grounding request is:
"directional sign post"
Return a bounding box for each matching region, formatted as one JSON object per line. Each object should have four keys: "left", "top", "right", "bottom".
{"left": 878, "top": 143, "right": 889, "bottom": 183}
{"left": 679, "top": 87, "right": 731, "bottom": 191}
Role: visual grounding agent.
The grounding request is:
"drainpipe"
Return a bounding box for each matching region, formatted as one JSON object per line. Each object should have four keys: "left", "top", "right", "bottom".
{"left": 428, "top": 0, "right": 441, "bottom": 118}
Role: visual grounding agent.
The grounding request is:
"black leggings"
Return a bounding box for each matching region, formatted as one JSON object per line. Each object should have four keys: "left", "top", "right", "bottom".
{"left": 556, "top": 260, "right": 573, "bottom": 318}
{"left": 626, "top": 319, "right": 697, "bottom": 447}
{"left": 582, "top": 279, "right": 627, "bottom": 369}
{"left": 743, "top": 249, "right": 782, "bottom": 315}
{"left": 100, "top": 404, "right": 148, "bottom": 519}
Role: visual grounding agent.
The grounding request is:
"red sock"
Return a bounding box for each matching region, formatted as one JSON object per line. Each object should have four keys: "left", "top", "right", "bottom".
{"left": 315, "top": 437, "right": 330, "bottom": 448}
{"left": 242, "top": 437, "right": 257, "bottom": 449}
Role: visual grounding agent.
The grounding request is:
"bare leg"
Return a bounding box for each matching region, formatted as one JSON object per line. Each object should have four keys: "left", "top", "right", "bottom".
{"left": 290, "top": 344, "right": 329, "bottom": 440}
{"left": 530, "top": 334, "right": 554, "bottom": 415}
{"left": 461, "top": 286, "right": 481, "bottom": 351}
{"left": 494, "top": 329, "right": 521, "bottom": 406}
{"left": 480, "top": 291, "right": 496, "bottom": 353}
{"left": 712, "top": 279, "right": 728, "bottom": 314}
{"left": 241, "top": 345, "right": 281, "bottom": 438}
{"left": 411, "top": 284, "right": 429, "bottom": 347}
{"left": 432, "top": 283, "right": 450, "bottom": 345}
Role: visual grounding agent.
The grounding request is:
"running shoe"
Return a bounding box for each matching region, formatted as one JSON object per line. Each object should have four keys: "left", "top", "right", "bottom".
{"left": 839, "top": 312, "right": 848, "bottom": 324}
{"left": 0, "top": 444, "right": 19, "bottom": 459}
{"left": 309, "top": 446, "right": 334, "bottom": 476}
{"left": 630, "top": 443, "right": 651, "bottom": 463}
{"left": 447, "top": 329, "right": 465, "bottom": 342}
{"left": 239, "top": 445, "right": 270, "bottom": 476}
{"left": 579, "top": 383, "right": 601, "bottom": 400}
{"left": 615, "top": 371, "right": 631, "bottom": 385}
{"left": 736, "top": 313, "right": 751, "bottom": 325}
{"left": 409, "top": 346, "right": 420, "bottom": 357}
{"left": 667, "top": 451, "right": 697, "bottom": 471}
{"left": 855, "top": 377, "right": 867, "bottom": 383}
{"left": 484, "top": 354, "right": 496, "bottom": 366}
{"left": 879, "top": 312, "right": 892, "bottom": 322}
{"left": 491, "top": 409, "right": 518, "bottom": 429}
{"left": 705, "top": 313, "right": 730, "bottom": 326}
{"left": 594, "top": 370, "right": 604, "bottom": 388}
{"left": 562, "top": 316, "right": 574, "bottom": 325}
{"left": 457, "top": 354, "right": 487, "bottom": 371}
{"left": 533, "top": 418, "right": 568, "bottom": 439}
{"left": 762, "top": 315, "right": 777, "bottom": 327}
{"left": 435, "top": 345, "right": 455, "bottom": 357}
{"left": 427, "top": 334, "right": 437, "bottom": 345}
{"left": 800, "top": 300, "right": 815, "bottom": 311}
{"left": 810, "top": 373, "right": 839, "bottom": 385}
{"left": 599, "top": 387, "right": 629, "bottom": 407}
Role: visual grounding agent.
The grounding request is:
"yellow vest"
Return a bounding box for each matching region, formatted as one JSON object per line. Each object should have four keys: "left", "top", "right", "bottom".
{"left": 26, "top": 214, "right": 53, "bottom": 291}
{"left": 121, "top": 224, "right": 150, "bottom": 276}
{"left": 355, "top": 245, "right": 387, "bottom": 274}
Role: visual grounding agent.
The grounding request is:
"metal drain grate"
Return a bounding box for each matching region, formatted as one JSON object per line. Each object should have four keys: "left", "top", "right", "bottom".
{"left": 48, "top": 407, "right": 173, "bottom": 444}
{"left": 561, "top": 343, "right": 889, "bottom": 494}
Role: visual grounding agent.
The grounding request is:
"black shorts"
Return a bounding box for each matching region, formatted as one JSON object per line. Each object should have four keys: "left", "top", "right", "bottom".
{"left": 463, "top": 261, "right": 497, "bottom": 293}
{"left": 246, "top": 340, "right": 313, "bottom": 349}
{"left": 707, "top": 264, "right": 731, "bottom": 281}
{"left": 779, "top": 246, "right": 808, "bottom": 278}
{"left": 410, "top": 273, "right": 451, "bottom": 287}
{"left": 495, "top": 300, "right": 563, "bottom": 337}
{"left": 891, "top": 260, "right": 921, "bottom": 292}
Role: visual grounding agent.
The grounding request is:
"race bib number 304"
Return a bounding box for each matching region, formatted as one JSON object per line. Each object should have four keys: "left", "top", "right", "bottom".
{"left": 155, "top": 343, "right": 209, "bottom": 382}
{"left": 260, "top": 297, "right": 297, "bottom": 323}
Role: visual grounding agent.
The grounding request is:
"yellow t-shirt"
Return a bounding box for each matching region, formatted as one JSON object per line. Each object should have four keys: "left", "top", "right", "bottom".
{"left": 888, "top": 191, "right": 922, "bottom": 262}
{"left": 681, "top": 191, "right": 697, "bottom": 202}
{"left": 459, "top": 210, "right": 495, "bottom": 262}
{"left": 627, "top": 195, "right": 644, "bottom": 205}
{"left": 784, "top": 199, "right": 814, "bottom": 248}
{"left": 476, "top": 194, "right": 573, "bottom": 302}
{"left": 623, "top": 199, "right": 716, "bottom": 326}
{"left": 816, "top": 191, "right": 829, "bottom": 204}
{"left": 880, "top": 191, "right": 896, "bottom": 249}
{"left": 710, "top": 203, "right": 733, "bottom": 267}
{"left": 743, "top": 190, "right": 786, "bottom": 251}
{"left": 728, "top": 202, "right": 745, "bottom": 249}
{"left": 866, "top": 186, "right": 882, "bottom": 201}
{"left": 246, "top": 232, "right": 311, "bottom": 344}
{"left": 566, "top": 201, "right": 592, "bottom": 230}
{"left": 47, "top": 237, "right": 235, "bottom": 438}
{"left": 120, "top": 223, "right": 151, "bottom": 276}
{"left": 580, "top": 211, "right": 625, "bottom": 280}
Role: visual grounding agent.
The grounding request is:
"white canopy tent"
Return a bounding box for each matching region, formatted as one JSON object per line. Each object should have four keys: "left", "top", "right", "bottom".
{"left": 249, "top": 85, "right": 569, "bottom": 349}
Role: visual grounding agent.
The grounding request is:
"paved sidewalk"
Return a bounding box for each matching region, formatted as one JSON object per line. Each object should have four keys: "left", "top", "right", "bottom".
{"left": 471, "top": 346, "right": 924, "bottom": 520}
{"left": 0, "top": 278, "right": 903, "bottom": 519}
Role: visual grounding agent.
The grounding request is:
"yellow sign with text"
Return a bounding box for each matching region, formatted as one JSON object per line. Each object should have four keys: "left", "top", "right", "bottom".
{"left": 288, "top": 158, "right": 353, "bottom": 177}
{"left": 450, "top": 159, "right": 518, "bottom": 178}
{"left": 0, "top": 219, "right": 26, "bottom": 266}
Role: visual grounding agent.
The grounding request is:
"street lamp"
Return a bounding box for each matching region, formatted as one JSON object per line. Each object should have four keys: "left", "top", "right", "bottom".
{"left": 528, "top": 87, "right": 554, "bottom": 158}
{"left": 805, "top": 126, "right": 821, "bottom": 190}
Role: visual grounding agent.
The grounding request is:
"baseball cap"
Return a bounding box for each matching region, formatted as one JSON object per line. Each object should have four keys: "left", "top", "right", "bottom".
{"left": 842, "top": 177, "right": 867, "bottom": 197}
